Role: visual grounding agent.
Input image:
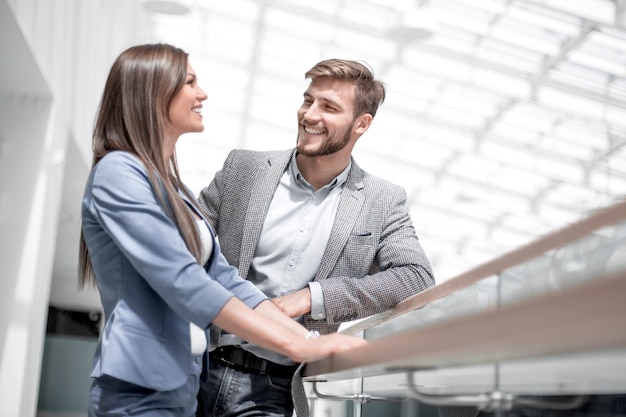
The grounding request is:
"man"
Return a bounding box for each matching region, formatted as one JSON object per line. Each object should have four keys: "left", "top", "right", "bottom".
{"left": 196, "top": 58, "right": 435, "bottom": 417}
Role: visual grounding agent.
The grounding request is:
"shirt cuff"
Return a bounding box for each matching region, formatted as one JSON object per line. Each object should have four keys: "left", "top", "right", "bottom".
{"left": 308, "top": 282, "right": 326, "bottom": 320}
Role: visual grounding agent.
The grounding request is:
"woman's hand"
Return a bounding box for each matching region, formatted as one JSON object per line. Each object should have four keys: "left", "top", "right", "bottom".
{"left": 287, "top": 332, "right": 368, "bottom": 364}
{"left": 215, "top": 297, "right": 367, "bottom": 364}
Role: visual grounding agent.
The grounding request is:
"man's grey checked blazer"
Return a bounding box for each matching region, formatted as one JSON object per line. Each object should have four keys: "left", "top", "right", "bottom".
{"left": 197, "top": 148, "right": 435, "bottom": 415}
{"left": 198, "top": 148, "right": 434, "bottom": 334}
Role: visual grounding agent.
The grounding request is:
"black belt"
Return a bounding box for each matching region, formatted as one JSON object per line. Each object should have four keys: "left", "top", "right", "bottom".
{"left": 209, "top": 346, "right": 299, "bottom": 379}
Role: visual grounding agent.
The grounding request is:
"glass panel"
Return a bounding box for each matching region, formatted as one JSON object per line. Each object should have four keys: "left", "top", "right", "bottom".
{"left": 353, "top": 220, "right": 626, "bottom": 415}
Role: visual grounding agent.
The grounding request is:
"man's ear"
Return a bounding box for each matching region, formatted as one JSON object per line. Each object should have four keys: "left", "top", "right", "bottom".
{"left": 354, "top": 113, "right": 373, "bottom": 135}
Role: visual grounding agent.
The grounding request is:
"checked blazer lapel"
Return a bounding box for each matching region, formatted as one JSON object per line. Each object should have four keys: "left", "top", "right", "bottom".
{"left": 238, "top": 152, "right": 292, "bottom": 279}
{"left": 314, "top": 161, "right": 365, "bottom": 282}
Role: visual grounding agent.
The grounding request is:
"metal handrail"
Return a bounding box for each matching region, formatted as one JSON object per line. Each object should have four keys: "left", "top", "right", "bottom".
{"left": 312, "top": 381, "right": 407, "bottom": 404}
{"left": 405, "top": 371, "right": 589, "bottom": 412}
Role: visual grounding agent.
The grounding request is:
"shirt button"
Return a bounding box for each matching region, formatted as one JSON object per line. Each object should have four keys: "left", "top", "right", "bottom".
{"left": 289, "top": 261, "right": 295, "bottom": 267}
{"left": 318, "top": 313, "right": 324, "bottom": 318}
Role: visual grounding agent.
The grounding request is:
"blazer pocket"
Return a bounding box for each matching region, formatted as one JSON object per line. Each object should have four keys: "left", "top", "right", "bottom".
{"left": 349, "top": 230, "right": 374, "bottom": 246}
{"left": 341, "top": 234, "right": 376, "bottom": 274}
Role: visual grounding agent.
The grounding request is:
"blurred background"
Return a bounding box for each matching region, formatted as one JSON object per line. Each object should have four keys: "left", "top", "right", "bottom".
{"left": 0, "top": 0, "right": 625, "bottom": 416}
{"left": 153, "top": 0, "right": 626, "bottom": 281}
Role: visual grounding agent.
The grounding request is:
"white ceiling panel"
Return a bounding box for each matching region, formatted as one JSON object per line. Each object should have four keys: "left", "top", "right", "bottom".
{"left": 144, "top": 0, "right": 626, "bottom": 280}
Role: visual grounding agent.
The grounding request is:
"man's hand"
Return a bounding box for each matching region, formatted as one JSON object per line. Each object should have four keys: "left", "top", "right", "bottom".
{"left": 272, "top": 287, "right": 311, "bottom": 318}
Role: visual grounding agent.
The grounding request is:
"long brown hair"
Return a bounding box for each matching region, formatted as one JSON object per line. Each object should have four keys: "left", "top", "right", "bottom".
{"left": 79, "top": 43, "right": 202, "bottom": 288}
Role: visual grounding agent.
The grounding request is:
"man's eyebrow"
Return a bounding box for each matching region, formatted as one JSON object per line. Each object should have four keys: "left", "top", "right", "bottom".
{"left": 321, "top": 97, "right": 342, "bottom": 108}
{"left": 303, "top": 92, "right": 341, "bottom": 108}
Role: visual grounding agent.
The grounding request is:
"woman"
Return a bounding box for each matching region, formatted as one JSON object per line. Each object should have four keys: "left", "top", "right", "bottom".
{"left": 79, "top": 43, "right": 366, "bottom": 416}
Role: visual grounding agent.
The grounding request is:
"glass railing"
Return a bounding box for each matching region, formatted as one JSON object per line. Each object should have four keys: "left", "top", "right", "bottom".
{"left": 303, "top": 201, "right": 626, "bottom": 416}
{"left": 364, "top": 220, "right": 626, "bottom": 342}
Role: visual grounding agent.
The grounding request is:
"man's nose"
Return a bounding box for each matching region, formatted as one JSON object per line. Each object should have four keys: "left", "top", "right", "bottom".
{"left": 302, "top": 104, "right": 321, "bottom": 121}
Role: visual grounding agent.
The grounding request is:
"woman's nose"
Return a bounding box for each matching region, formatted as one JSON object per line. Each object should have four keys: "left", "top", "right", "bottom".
{"left": 197, "top": 87, "right": 208, "bottom": 100}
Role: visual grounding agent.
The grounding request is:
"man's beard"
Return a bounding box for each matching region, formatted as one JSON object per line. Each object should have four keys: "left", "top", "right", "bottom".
{"left": 297, "top": 123, "right": 353, "bottom": 157}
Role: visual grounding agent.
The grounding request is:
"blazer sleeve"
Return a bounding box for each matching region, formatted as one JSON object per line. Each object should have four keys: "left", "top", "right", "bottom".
{"left": 316, "top": 183, "right": 435, "bottom": 325}
{"left": 86, "top": 152, "right": 265, "bottom": 328}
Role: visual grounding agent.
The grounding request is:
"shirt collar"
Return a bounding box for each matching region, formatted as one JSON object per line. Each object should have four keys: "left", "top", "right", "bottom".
{"left": 289, "top": 149, "right": 351, "bottom": 191}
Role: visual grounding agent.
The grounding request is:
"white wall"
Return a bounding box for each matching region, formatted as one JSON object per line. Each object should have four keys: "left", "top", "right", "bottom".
{"left": 0, "top": 95, "right": 68, "bottom": 417}
{"left": 0, "top": 1, "right": 154, "bottom": 415}
{"left": 6, "top": 0, "right": 154, "bottom": 162}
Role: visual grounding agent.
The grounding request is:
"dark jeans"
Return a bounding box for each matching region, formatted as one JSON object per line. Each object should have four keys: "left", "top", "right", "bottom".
{"left": 88, "top": 355, "right": 202, "bottom": 417}
{"left": 197, "top": 358, "right": 294, "bottom": 417}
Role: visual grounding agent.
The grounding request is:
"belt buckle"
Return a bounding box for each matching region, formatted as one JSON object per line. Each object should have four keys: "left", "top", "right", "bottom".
{"left": 214, "top": 346, "right": 275, "bottom": 376}
{"left": 214, "top": 347, "right": 236, "bottom": 367}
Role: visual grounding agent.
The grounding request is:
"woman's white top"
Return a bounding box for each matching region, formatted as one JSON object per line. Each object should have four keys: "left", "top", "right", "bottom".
{"left": 190, "top": 218, "right": 213, "bottom": 354}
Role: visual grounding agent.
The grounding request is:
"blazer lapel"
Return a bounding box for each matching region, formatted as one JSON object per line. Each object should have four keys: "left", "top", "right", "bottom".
{"left": 314, "top": 161, "right": 365, "bottom": 281}
{"left": 179, "top": 189, "right": 217, "bottom": 242}
{"left": 238, "top": 151, "right": 292, "bottom": 278}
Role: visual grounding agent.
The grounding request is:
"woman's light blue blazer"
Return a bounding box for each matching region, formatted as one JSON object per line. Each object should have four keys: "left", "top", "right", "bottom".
{"left": 81, "top": 151, "right": 267, "bottom": 391}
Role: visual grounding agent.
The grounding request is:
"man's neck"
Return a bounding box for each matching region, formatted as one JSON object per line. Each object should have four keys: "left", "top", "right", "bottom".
{"left": 296, "top": 153, "right": 350, "bottom": 191}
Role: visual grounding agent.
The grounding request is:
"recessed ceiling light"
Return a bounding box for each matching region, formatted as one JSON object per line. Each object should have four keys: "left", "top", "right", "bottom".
{"left": 389, "top": 5, "right": 438, "bottom": 40}
{"left": 142, "top": 0, "right": 191, "bottom": 15}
